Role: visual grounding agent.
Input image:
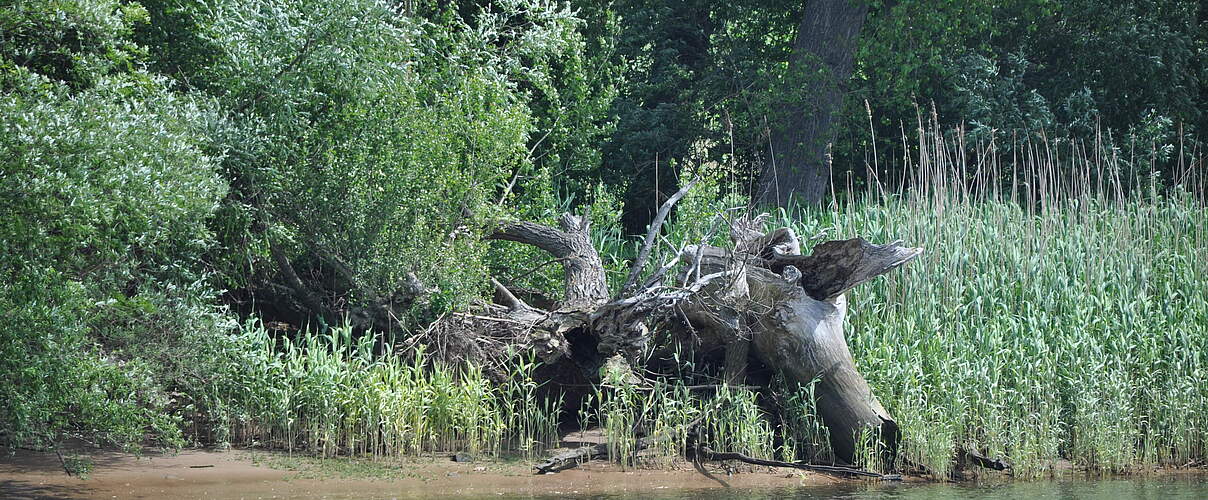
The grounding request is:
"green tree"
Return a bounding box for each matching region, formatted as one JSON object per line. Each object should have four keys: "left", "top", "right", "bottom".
{"left": 170, "top": 0, "right": 606, "bottom": 330}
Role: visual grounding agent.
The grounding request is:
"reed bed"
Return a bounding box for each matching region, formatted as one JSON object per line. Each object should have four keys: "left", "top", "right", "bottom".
{"left": 582, "top": 381, "right": 780, "bottom": 470}
{"left": 764, "top": 123, "right": 1208, "bottom": 478}
{"left": 205, "top": 322, "right": 562, "bottom": 460}
{"left": 198, "top": 322, "right": 783, "bottom": 466}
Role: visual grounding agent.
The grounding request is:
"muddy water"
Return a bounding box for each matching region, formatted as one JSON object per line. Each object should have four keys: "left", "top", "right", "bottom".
{"left": 506, "top": 477, "right": 1208, "bottom": 500}
{"left": 1, "top": 448, "right": 1205, "bottom": 499}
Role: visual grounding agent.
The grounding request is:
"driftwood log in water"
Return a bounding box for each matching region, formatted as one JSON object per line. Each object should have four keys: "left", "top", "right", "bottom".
{"left": 427, "top": 188, "right": 921, "bottom": 472}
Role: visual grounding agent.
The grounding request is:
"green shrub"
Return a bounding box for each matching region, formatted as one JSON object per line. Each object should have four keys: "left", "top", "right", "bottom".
{"left": 0, "top": 49, "right": 225, "bottom": 448}
{"left": 193, "top": 0, "right": 600, "bottom": 324}
{"left": 0, "top": 0, "right": 148, "bottom": 90}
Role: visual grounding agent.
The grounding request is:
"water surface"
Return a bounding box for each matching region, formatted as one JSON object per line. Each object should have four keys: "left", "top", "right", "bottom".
{"left": 488, "top": 476, "right": 1208, "bottom": 500}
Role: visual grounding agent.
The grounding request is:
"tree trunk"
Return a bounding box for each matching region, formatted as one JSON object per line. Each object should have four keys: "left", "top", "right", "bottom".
{"left": 680, "top": 233, "right": 918, "bottom": 464}
{"left": 757, "top": 0, "right": 870, "bottom": 207}
{"left": 488, "top": 213, "right": 610, "bottom": 308}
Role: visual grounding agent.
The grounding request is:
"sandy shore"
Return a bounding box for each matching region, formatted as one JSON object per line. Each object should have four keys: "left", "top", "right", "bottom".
{"left": 0, "top": 447, "right": 851, "bottom": 499}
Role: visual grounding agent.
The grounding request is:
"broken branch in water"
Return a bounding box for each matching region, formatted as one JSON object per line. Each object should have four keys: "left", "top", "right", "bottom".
{"left": 963, "top": 449, "right": 1011, "bottom": 471}
{"left": 691, "top": 445, "right": 901, "bottom": 481}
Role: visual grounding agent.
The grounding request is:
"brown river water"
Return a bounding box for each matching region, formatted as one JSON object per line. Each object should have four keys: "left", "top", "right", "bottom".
{"left": 1, "top": 448, "right": 1204, "bottom": 499}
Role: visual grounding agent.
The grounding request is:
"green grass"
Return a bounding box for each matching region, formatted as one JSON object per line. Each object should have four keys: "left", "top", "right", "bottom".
{"left": 205, "top": 322, "right": 781, "bottom": 471}
{"left": 205, "top": 323, "right": 561, "bottom": 461}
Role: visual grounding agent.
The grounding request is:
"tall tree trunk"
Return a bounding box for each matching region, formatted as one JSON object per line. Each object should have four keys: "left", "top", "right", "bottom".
{"left": 758, "top": 0, "right": 870, "bottom": 207}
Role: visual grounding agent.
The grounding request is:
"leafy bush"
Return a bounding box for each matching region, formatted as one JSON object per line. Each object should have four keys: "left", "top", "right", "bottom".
{"left": 1, "top": 7, "right": 226, "bottom": 446}
{"left": 0, "top": 0, "right": 148, "bottom": 90}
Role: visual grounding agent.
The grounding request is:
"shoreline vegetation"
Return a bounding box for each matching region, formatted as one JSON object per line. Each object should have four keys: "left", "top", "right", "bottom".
{"left": 6, "top": 117, "right": 1208, "bottom": 483}
{"left": 3, "top": 0, "right": 1207, "bottom": 491}
{"left": 111, "top": 123, "right": 1208, "bottom": 482}
{"left": 5, "top": 112, "right": 1207, "bottom": 483}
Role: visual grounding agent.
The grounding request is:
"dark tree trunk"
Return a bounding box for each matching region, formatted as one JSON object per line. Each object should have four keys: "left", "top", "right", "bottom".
{"left": 758, "top": 0, "right": 870, "bottom": 207}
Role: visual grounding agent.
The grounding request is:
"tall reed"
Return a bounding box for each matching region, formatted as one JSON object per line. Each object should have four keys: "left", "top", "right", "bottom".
{"left": 210, "top": 322, "right": 561, "bottom": 460}
{"left": 768, "top": 118, "right": 1208, "bottom": 477}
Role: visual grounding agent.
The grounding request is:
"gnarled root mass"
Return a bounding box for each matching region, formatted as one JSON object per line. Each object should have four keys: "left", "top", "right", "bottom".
{"left": 426, "top": 202, "right": 922, "bottom": 475}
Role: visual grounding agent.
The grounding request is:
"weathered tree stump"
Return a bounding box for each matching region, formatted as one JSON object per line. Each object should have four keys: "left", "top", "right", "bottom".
{"left": 431, "top": 197, "right": 921, "bottom": 470}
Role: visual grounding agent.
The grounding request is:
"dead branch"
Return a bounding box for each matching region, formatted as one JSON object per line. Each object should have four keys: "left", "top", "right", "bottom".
{"left": 621, "top": 178, "right": 698, "bottom": 296}
{"left": 963, "top": 449, "right": 1011, "bottom": 471}
{"left": 476, "top": 189, "right": 921, "bottom": 470}
{"left": 692, "top": 445, "right": 901, "bottom": 481}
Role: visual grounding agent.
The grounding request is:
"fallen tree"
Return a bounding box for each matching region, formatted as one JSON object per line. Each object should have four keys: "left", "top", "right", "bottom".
{"left": 427, "top": 191, "right": 922, "bottom": 472}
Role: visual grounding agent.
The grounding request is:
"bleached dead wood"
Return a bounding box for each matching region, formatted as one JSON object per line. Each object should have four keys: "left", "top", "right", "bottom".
{"left": 435, "top": 190, "right": 921, "bottom": 472}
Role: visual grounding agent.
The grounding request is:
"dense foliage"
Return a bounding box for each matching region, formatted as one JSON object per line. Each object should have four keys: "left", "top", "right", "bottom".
{"left": 1, "top": 0, "right": 589, "bottom": 448}
{"left": 2, "top": 0, "right": 1206, "bottom": 478}
{"left": 1, "top": 0, "right": 227, "bottom": 448}
{"left": 600, "top": 0, "right": 1206, "bottom": 226}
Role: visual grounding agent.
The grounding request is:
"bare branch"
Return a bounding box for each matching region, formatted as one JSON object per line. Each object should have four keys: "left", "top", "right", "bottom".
{"left": 492, "top": 278, "right": 531, "bottom": 312}
{"left": 621, "top": 178, "right": 698, "bottom": 296}
{"left": 488, "top": 213, "right": 610, "bottom": 307}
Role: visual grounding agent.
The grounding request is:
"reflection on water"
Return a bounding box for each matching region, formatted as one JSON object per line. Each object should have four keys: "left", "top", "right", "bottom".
{"left": 492, "top": 477, "right": 1208, "bottom": 500}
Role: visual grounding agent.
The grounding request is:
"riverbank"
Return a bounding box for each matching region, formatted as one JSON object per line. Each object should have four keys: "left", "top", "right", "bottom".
{"left": 4, "top": 446, "right": 1206, "bottom": 500}
{"left": 0, "top": 447, "right": 856, "bottom": 499}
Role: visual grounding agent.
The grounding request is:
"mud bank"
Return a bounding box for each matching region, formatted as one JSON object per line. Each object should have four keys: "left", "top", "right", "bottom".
{"left": 0, "top": 447, "right": 853, "bottom": 499}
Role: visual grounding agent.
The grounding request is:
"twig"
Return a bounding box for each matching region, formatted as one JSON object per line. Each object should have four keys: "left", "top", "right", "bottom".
{"left": 449, "top": 312, "right": 528, "bottom": 324}
{"left": 497, "top": 116, "right": 561, "bottom": 205}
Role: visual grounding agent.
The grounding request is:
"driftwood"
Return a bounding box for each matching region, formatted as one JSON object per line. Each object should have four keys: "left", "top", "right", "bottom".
{"left": 963, "top": 449, "right": 1011, "bottom": 471}
{"left": 433, "top": 188, "right": 922, "bottom": 476}
{"left": 533, "top": 434, "right": 663, "bottom": 474}
{"left": 692, "top": 447, "right": 902, "bottom": 481}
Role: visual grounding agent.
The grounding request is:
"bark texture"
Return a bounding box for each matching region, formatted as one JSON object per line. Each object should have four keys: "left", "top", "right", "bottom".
{"left": 758, "top": 0, "right": 870, "bottom": 206}
{"left": 488, "top": 213, "right": 610, "bottom": 308}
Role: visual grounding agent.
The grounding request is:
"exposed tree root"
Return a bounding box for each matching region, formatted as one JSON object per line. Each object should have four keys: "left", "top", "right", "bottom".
{"left": 450, "top": 184, "right": 923, "bottom": 474}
